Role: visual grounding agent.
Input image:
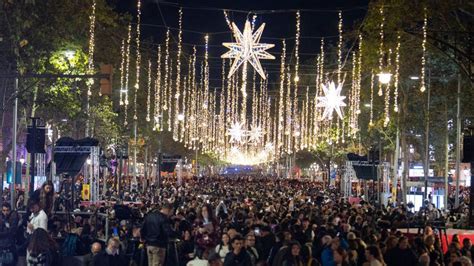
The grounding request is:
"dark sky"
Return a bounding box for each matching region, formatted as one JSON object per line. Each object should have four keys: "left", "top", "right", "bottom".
{"left": 114, "top": 0, "right": 370, "bottom": 89}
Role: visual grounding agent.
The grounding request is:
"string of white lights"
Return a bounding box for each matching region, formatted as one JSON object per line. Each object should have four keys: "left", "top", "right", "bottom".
{"left": 134, "top": 0, "right": 142, "bottom": 121}
{"left": 394, "top": 33, "right": 400, "bottom": 112}
{"left": 124, "top": 24, "right": 132, "bottom": 126}
{"left": 420, "top": 7, "right": 427, "bottom": 93}
{"left": 378, "top": 4, "right": 384, "bottom": 97}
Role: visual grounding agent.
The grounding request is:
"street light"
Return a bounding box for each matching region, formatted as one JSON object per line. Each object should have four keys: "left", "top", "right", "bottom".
{"left": 410, "top": 76, "right": 420, "bottom": 80}
{"left": 64, "top": 50, "right": 75, "bottom": 60}
{"left": 377, "top": 72, "right": 392, "bottom": 84}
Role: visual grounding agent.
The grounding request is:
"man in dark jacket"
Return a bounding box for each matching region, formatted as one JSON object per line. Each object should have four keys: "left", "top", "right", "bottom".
{"left": 385, "top": 236, "right": 418, "bottom": 266}
{"left": 83, "top": 242, "right": 102, "bottom": 266}
{"left": 0, "top": 202, "right": 19, "bottom": 266}
{"left": 141, "top": 202, "right": 174, "bottom": 266}
{"left": 224, "top": 235, "right": 252, "bottom": 266}
{"left": 93, "top": 237, "right": 128, "bottom": 266}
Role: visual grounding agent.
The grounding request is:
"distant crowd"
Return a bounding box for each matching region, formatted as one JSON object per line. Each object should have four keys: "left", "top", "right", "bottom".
{"left": 0, "top": 176, "right": 472, "bottom": 266}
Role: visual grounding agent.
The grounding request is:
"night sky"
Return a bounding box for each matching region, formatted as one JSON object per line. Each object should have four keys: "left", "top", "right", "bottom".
{"left": 114, "top": 0, "right": 370, "bottom": 90}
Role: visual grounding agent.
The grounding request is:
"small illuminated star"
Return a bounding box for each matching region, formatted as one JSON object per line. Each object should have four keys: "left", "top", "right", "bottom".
{"left": 248, "top": 125, "right": 263, "bottom": 143}
{"left": 221, "top": 20, "right": 275, "bottom": 79}
{"left": 317, "top": 81, "right": 346, "bottom": 120}
{"left": 228, "top": 121, "right": 245, "bottom": 143}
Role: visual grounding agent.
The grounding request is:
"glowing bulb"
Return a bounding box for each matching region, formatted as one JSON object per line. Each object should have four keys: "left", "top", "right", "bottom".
{"left": 64, "top": 50, "right": 75, "bottom": 59}
{"left": 177, "top": 114, "right": 185, "bottom": 121}
{"left": 377, "top": 72, "right": 392, "bottom": 84}
{"left": 20, "top": 158, "right": 25, "bottom": 164}
{"left": 294, "top": 76, "right": 300, "bottom": 82}
{"left": 420, "top": 85, "right": 426, "bottom": 93}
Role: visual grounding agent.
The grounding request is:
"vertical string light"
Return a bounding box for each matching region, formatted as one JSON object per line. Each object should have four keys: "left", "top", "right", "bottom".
{"left": 369, "top": 72, "right": 375, "bottom": 127}
{"left": 378, "top": 4, "right": 385, "bottom": 96}
{"left": 384, "top": 48, "right": 392, "bottom": 127}
{"left": 337, "top": 11, "right": 343, "bottom": 86}
{"left": 420, "top": 7, "right": 427, "bottom": 92}
{"left": 119, "top": 39, "right": 125, "bottom": 106}
{"left": 350, "top": 51, "right": 357, "bottom": 132}
{"left": 336, "top": 10, "right": 343, "bottom": 143}
{"left": 134, "top": 0, "right": 142, "bottom": 121}
{"left": 168, "top": 59, "right": 174, "bottom": 131}
{"left": 240, "top": 61, "right": 248, "bottom": 125}
{"left": 124, "top": 24, "right": 132, "bottom": 126}
{"left": 277, "top": 39, "right": 286, "bottom": 155}
{"left": 86, "top": 0, "right": 96, "bottom": 134}
{"left": 356, "top": 34, "right": 363, "bottom": 116}
{"left": 163, "top": 28, "right": 170, "bottom": 129}
{"left": 294, "top": 11, "right": 301, "bottom": 84}
{"left": 286, "top": 70, "right": 292, "bottom": 153}
{"left": 173, "top": 8, "right": 183, "bottom": 141}
{"left": 146, "top": 60, "right": 151, "bottom": 122}
{"left": 251, "top": 70, "right": 257, "bottom": 127}
{"left": 394, "top": 33, "right": 401, "bottom": 112}
{"left": 154, "top": 45, "right": 162, "bottom": 131}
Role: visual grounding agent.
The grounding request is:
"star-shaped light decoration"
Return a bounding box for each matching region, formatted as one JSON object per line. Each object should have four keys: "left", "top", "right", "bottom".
{"left": 221, "top": 20, "right": 275, "bottom": 79}
{"left": 228, "top": 121, "right": 245, "bottom": 143}
{"left": 317, "top": 81, "right": 347, "bottom": 120}
{"left": 248, "top": 125, "right": 263, "bottom": 143}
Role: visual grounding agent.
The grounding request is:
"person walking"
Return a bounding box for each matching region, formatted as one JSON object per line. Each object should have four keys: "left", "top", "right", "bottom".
{"left": 0, "top": 202, "right": 19, "bottom": 266}
{"left": 141, "top": 202, "right": 175, "bottom": 266}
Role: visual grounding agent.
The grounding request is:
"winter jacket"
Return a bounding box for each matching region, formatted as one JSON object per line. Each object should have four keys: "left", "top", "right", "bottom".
{"left": 140, "top": 210, "right": 174, "bottom": 248}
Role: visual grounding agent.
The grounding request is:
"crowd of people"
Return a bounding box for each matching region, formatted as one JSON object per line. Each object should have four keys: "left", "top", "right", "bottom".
{"left": 0, "top": 176, "right": 473, "bottom": 266}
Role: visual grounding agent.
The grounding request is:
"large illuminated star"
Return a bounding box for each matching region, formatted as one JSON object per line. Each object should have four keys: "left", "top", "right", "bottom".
{"left": 317, "top": 81, "right": 346, "bottom": 120}
{"left": 221, "top": 20, "right": 275, "bottom": 79}
{"left": 228, "top": 121, "right": 245, "bottom": 143}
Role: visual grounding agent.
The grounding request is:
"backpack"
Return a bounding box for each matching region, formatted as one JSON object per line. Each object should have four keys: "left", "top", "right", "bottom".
{"left": 61, "top": 233, "right": 78, "bottom": 256}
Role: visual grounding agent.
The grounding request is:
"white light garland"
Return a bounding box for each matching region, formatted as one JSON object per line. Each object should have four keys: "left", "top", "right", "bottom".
{"left": 369, "top": 72, "right": 374, "bottom": 127}
{"left": 146, "top": 60, "right": 151, "bottom": 122}
{"left": 420, "top": 7, "right": 427, "bottom": 93}
{"left": 394, "top": 33, "right": 401, "bottom": 112}
{"left": 133, "top": 0, "right": 142, "bottom": 121}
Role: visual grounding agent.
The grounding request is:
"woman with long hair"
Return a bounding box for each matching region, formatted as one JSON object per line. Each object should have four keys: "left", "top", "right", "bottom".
{"left": 282, "top": 241, "right": 304, "bottom": 266}
{"left": 215, "top": 232, "right": 230, "bottom": 262}
{"left": 26, "top": 228, "right": 58, "bottom": 266}
{"left": 31, "top": 181, "right": 55, "bottom": 216}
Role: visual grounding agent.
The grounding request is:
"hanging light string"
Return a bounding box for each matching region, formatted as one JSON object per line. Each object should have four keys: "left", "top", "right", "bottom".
{"left": 173, "top": 8, "right": 183, "bottom": 141}
{"left": 85, "top": 0, "right": 96, "bottom": 135}
{"left": 163, "top": 28, "right": 170, "bottom": 113}
{"left": 356, "top": 34, "right": 362, "bottom": 116}
{"left": 86, "top": 0, "right": 96, "bottom": 98}
{"left": 337, "top": 10, "right": 343, "bottom": 86}
{"left": 420, "top": 7, "right": 427, "bottom": 93}
{"left": 384, "top": 48, "right": 392, "bottom": 127}
{"left": 394, "top": 33, "right": 400, "bottom": 112}
{"left": 124, "top": 24, "right": 132, "bottom": 126}
{"left": 134, "top": 0, "right": 142, "bottom": 121}
{"left": 251, "top": 69, "right": 257, "bottom": 127}
{"left": 146, "top": 60, "right": 152, "bottom": 122}
{"left": 119, "top": 39, "right": 125, "bottom": 106}
{"left": 154, "top": 45, "right": 162, "bottom": 131}
{"left": 350, "top": 51, "right": 357, "bottom": 133}
{"left": 369, "top": 71, "right": 374, "bottom": 127}
{"left": 168, "top": 59, "right": 174, "bottom": 131}
{"left": 378, "top": 4, "right": 384, "bottom": 96}
{"left": 277, "top": 39, "right": 286, "bottom": 155}
{"left": 294, "top": 11, "right": 301, "bottom": 84}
